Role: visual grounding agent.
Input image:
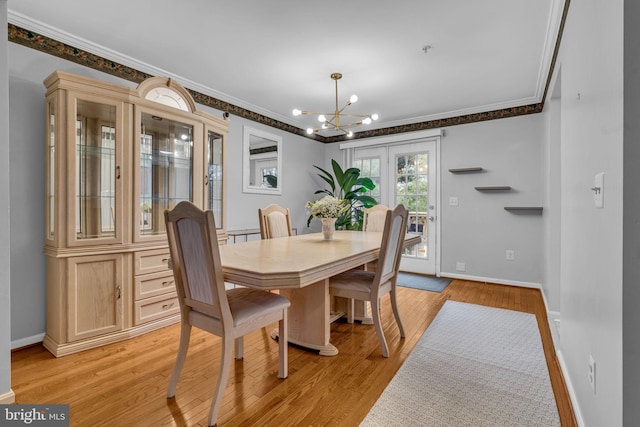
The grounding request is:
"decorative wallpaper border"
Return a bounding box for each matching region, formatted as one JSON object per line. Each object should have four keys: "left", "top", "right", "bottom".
{"left": 9, "top": 9, "right": 567, "bottom": 144}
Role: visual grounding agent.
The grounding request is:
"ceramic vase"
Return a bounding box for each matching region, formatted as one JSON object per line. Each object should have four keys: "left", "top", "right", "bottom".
{"left": 321, "top": 217, "right": 337, "bottom": 240}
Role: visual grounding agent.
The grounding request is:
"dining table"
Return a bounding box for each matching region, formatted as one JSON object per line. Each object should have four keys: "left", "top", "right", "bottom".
{"left": 219, "top": 230, "right": 421, "bottom": 356}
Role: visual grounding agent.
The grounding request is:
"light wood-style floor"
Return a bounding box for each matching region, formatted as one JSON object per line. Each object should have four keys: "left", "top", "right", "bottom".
{"left": 11, "top": 279, "right": 577, "bottom": 426}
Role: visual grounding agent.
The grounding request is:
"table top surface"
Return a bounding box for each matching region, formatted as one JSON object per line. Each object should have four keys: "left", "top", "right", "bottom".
{"left": 219, "top": 231, "right": 421, "bottom": 289}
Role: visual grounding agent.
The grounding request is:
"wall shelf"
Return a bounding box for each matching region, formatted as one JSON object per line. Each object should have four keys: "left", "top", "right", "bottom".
{"left": 504, "top": 207, "right": 543, "bottom": 214}
{"left": 449, "top": 167, "right": 483, "bottom": 174}
{"left": 475, "top": 186, "right": 512, "bottom": 191}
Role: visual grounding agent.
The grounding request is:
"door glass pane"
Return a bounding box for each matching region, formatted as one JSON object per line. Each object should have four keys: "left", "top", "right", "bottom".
{"left": 47, "top": 101, "right": 56, "bottom": 239}
{"left": 75, "top": 100, "right": 116, "bottom": 240}
{"left": 207, "top": 130, "right": 223, "bottom": 228}
{"left": 395, "top": 153, "right": 429, "bottom": 259}
{"left": 354, "top": 157, "right": 381, "bottom": 203}
{"left": 140, "top": 113, "right": 193, "bottom": 236}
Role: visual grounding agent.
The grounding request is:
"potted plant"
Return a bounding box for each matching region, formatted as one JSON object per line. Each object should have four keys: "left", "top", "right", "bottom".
{"left": 307, "top": 159, "right": 377, "bottom": 230}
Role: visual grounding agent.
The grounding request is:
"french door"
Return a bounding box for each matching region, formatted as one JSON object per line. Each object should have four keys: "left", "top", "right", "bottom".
{"left": 353, "top": 139, "right": 438, "bottom": 275}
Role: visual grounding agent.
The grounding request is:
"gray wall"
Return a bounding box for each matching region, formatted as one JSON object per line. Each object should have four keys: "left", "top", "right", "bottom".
{"left": 439, "top": 116, "right": 544, "bottom": 285}
{"left": 557, "top": 0, "right": 624, "bottom": 425}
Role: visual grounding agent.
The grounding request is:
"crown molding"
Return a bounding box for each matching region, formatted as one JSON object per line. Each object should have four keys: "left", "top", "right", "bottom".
{"left": 7, "top": 6, "right": 567, "bottom": 144}
{"left": 7, "top": 10, "right": 299, "bottom": 128}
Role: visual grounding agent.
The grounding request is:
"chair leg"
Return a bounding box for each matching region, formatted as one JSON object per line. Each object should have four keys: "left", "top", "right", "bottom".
{"left": 347, "top": 298, "right": 355, "bottom": 324}
{"left": 167, "top": 322, "right": 192, "bottom": 398}
{"left": 208, "top": 334, "right": 233, "bottom": 427}
{"left": 390, "top": 288, "right": 406, "bottom": 338}
{"left": 234, "top": 337, "right": 244, "bottom": 360}
{"left": 371, "top": 297, "right": 389, "bottom": 357}
{"left": 278, "top": 309, "right": 288, "bottom": 379}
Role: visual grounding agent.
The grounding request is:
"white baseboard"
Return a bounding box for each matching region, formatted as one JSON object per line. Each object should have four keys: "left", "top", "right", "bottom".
{"left": 556, "top": 349, "right": 586, "bottom": 427}
{"left": 0, "top": 390, "right": 16, "bottom": 404}
{"left": 11, "top": 333, "right": 45, "bottom": 350}
{"left": 440, "top": 272, "right": 542, "bottom": 289}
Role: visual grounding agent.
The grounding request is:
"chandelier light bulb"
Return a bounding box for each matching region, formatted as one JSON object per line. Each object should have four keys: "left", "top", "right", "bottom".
{"left": 318, "top": 114, "right": 326, "bottom": 122}
{"left": 363, "top": 117, "right": 372, "bottom": 125}
{"left": 346, "top": 130, "right": 354, "bottom": 137}
{"left": 322, "top": 123, "right": 328, "bottom": 129}
{"left": 372, "top": 113, "right": 379, "bottom": 120}
{"left": 306, "top": 128, "right": 314, "bottom": 135}
{"left": 350, "top": 94, "right": 358, "bottom": 104}
{"left": 292, "top": 108, "right": 302, "bottom": 116}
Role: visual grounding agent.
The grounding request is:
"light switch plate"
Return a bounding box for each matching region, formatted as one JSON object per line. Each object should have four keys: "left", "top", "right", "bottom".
{"left": 594, "top": 172, "right": 604, "bottom": 208}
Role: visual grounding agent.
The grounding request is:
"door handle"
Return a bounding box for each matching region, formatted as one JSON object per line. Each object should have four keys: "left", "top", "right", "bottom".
{"left": 428, "top": 216, "right": 435, "bottom": 222}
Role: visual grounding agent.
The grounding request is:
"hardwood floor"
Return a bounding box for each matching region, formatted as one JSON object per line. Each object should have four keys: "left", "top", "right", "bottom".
{"left": 11, "top": 279, "right": 577, "bottom": 426}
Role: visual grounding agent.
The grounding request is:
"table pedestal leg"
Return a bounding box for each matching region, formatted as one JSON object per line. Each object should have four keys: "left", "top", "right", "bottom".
{"left": 275, "top": 279, "right": 338, "bottom": 356}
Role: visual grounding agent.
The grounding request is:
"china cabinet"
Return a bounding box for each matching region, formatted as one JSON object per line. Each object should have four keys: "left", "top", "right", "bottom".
{"left": 43, "top": 71, "right": 227, "bottom": 356}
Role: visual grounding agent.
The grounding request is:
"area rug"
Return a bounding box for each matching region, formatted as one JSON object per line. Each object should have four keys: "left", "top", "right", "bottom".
{"left": 361, "top": 301, "right": 560, "bottom": 427}
{"left": 396, "top": 272, "right": 451, "bottom": 293}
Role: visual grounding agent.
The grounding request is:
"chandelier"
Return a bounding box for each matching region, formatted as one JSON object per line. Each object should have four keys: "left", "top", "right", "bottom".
{"left": 292, "top": 72, "right": 378, "bottom": 138}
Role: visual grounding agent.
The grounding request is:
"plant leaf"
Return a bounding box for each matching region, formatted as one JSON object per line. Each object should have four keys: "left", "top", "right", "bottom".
{"left": 313, "top": 165, "right": 336, "bottom": 194}
{"left": 331, "top": 159, "right": 345, "bottom": 190}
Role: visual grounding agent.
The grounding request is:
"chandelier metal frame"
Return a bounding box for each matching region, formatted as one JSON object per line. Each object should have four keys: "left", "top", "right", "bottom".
{"left": 293, "top": 72, "right": 378, "bottom": 138}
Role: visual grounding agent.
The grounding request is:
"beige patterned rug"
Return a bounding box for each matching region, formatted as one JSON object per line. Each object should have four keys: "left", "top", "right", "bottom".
{"left": 361, "top": 301, "right": 560, "bottom": 426}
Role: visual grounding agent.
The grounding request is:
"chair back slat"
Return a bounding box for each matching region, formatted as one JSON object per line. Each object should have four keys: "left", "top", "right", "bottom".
{"left": 165, "top": 202, "right": 227, "bottom": 320}
{"left": 267, "top": 211, "right": 290, "bottom": 238}
{"left": 177, "top": 218, "right": 215, "bottom": 308}
{"left": 363, "top": 205, "right": 389, "bottom": 232}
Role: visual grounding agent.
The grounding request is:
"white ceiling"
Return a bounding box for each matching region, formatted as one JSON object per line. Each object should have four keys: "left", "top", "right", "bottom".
{"left": 8, "top": 0, "right": 565, "bottom": 139}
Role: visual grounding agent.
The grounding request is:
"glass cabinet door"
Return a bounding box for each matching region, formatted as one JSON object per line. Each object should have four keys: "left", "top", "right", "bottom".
{"left": 206, "top": 129, "right": 224, "bottom": 230}
{"left": 137, "top": 111, "right": 195, "bottom": 239}
{"left": 69, "top": 96, "right": 123, "bottom": 246}
{"left": 45, "top": 97, "right": 56, "bottom": 243}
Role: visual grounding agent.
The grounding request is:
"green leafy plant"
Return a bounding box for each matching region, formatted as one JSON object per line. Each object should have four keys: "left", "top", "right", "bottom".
{"left": 263, "top": 174, "right": 277, "bottom": 188}
{"left": 307, "top": 159, "right": 377, "bottom": 230}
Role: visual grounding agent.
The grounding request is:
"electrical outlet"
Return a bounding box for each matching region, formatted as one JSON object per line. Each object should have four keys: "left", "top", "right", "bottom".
{"left": 506, "top": 250, "right": 515, "bottom": 260}
{"left": 588, "top": 354, "right": 596, "bottom": 394}
{"left": 455, "top": 262, "right": 466, "bottom": 272}
{"left": 449, "top": 197, "right": 459, "bottom": 207}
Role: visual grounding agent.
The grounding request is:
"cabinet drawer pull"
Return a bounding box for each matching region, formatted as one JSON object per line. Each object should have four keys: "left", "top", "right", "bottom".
{"left": 161, "top": 280, "right": 174, "bottom": 286}
{"left": 162, "top": 302, "right": 175, "bottom": 310}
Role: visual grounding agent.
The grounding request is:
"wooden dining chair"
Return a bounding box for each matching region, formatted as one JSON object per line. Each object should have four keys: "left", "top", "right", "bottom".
{"left": 165, "top": 201, "right": 290, "bottom": 427}
{"left": 329, "top": 204, "right": 409, "bottom": 357}
{"left": 259, "top": 203, "right": 293, "bottom": 239}
{"left": 337, "top": 204, "right": 391, "bottom": 324}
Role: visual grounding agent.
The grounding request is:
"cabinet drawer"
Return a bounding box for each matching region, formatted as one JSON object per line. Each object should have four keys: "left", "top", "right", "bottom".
{"left": 134, "top": 249, "right": 171, "bottom": 275}
{"left": 134, "top": 293, "right": 180, "bottom": 326}
{"left": 134, "top": 271, "right": 176, "bottom": 301}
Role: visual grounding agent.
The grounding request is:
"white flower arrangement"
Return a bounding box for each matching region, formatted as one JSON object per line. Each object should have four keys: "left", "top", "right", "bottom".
{"left": 306, "top": 195, "right": 349, "bottom": 219}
